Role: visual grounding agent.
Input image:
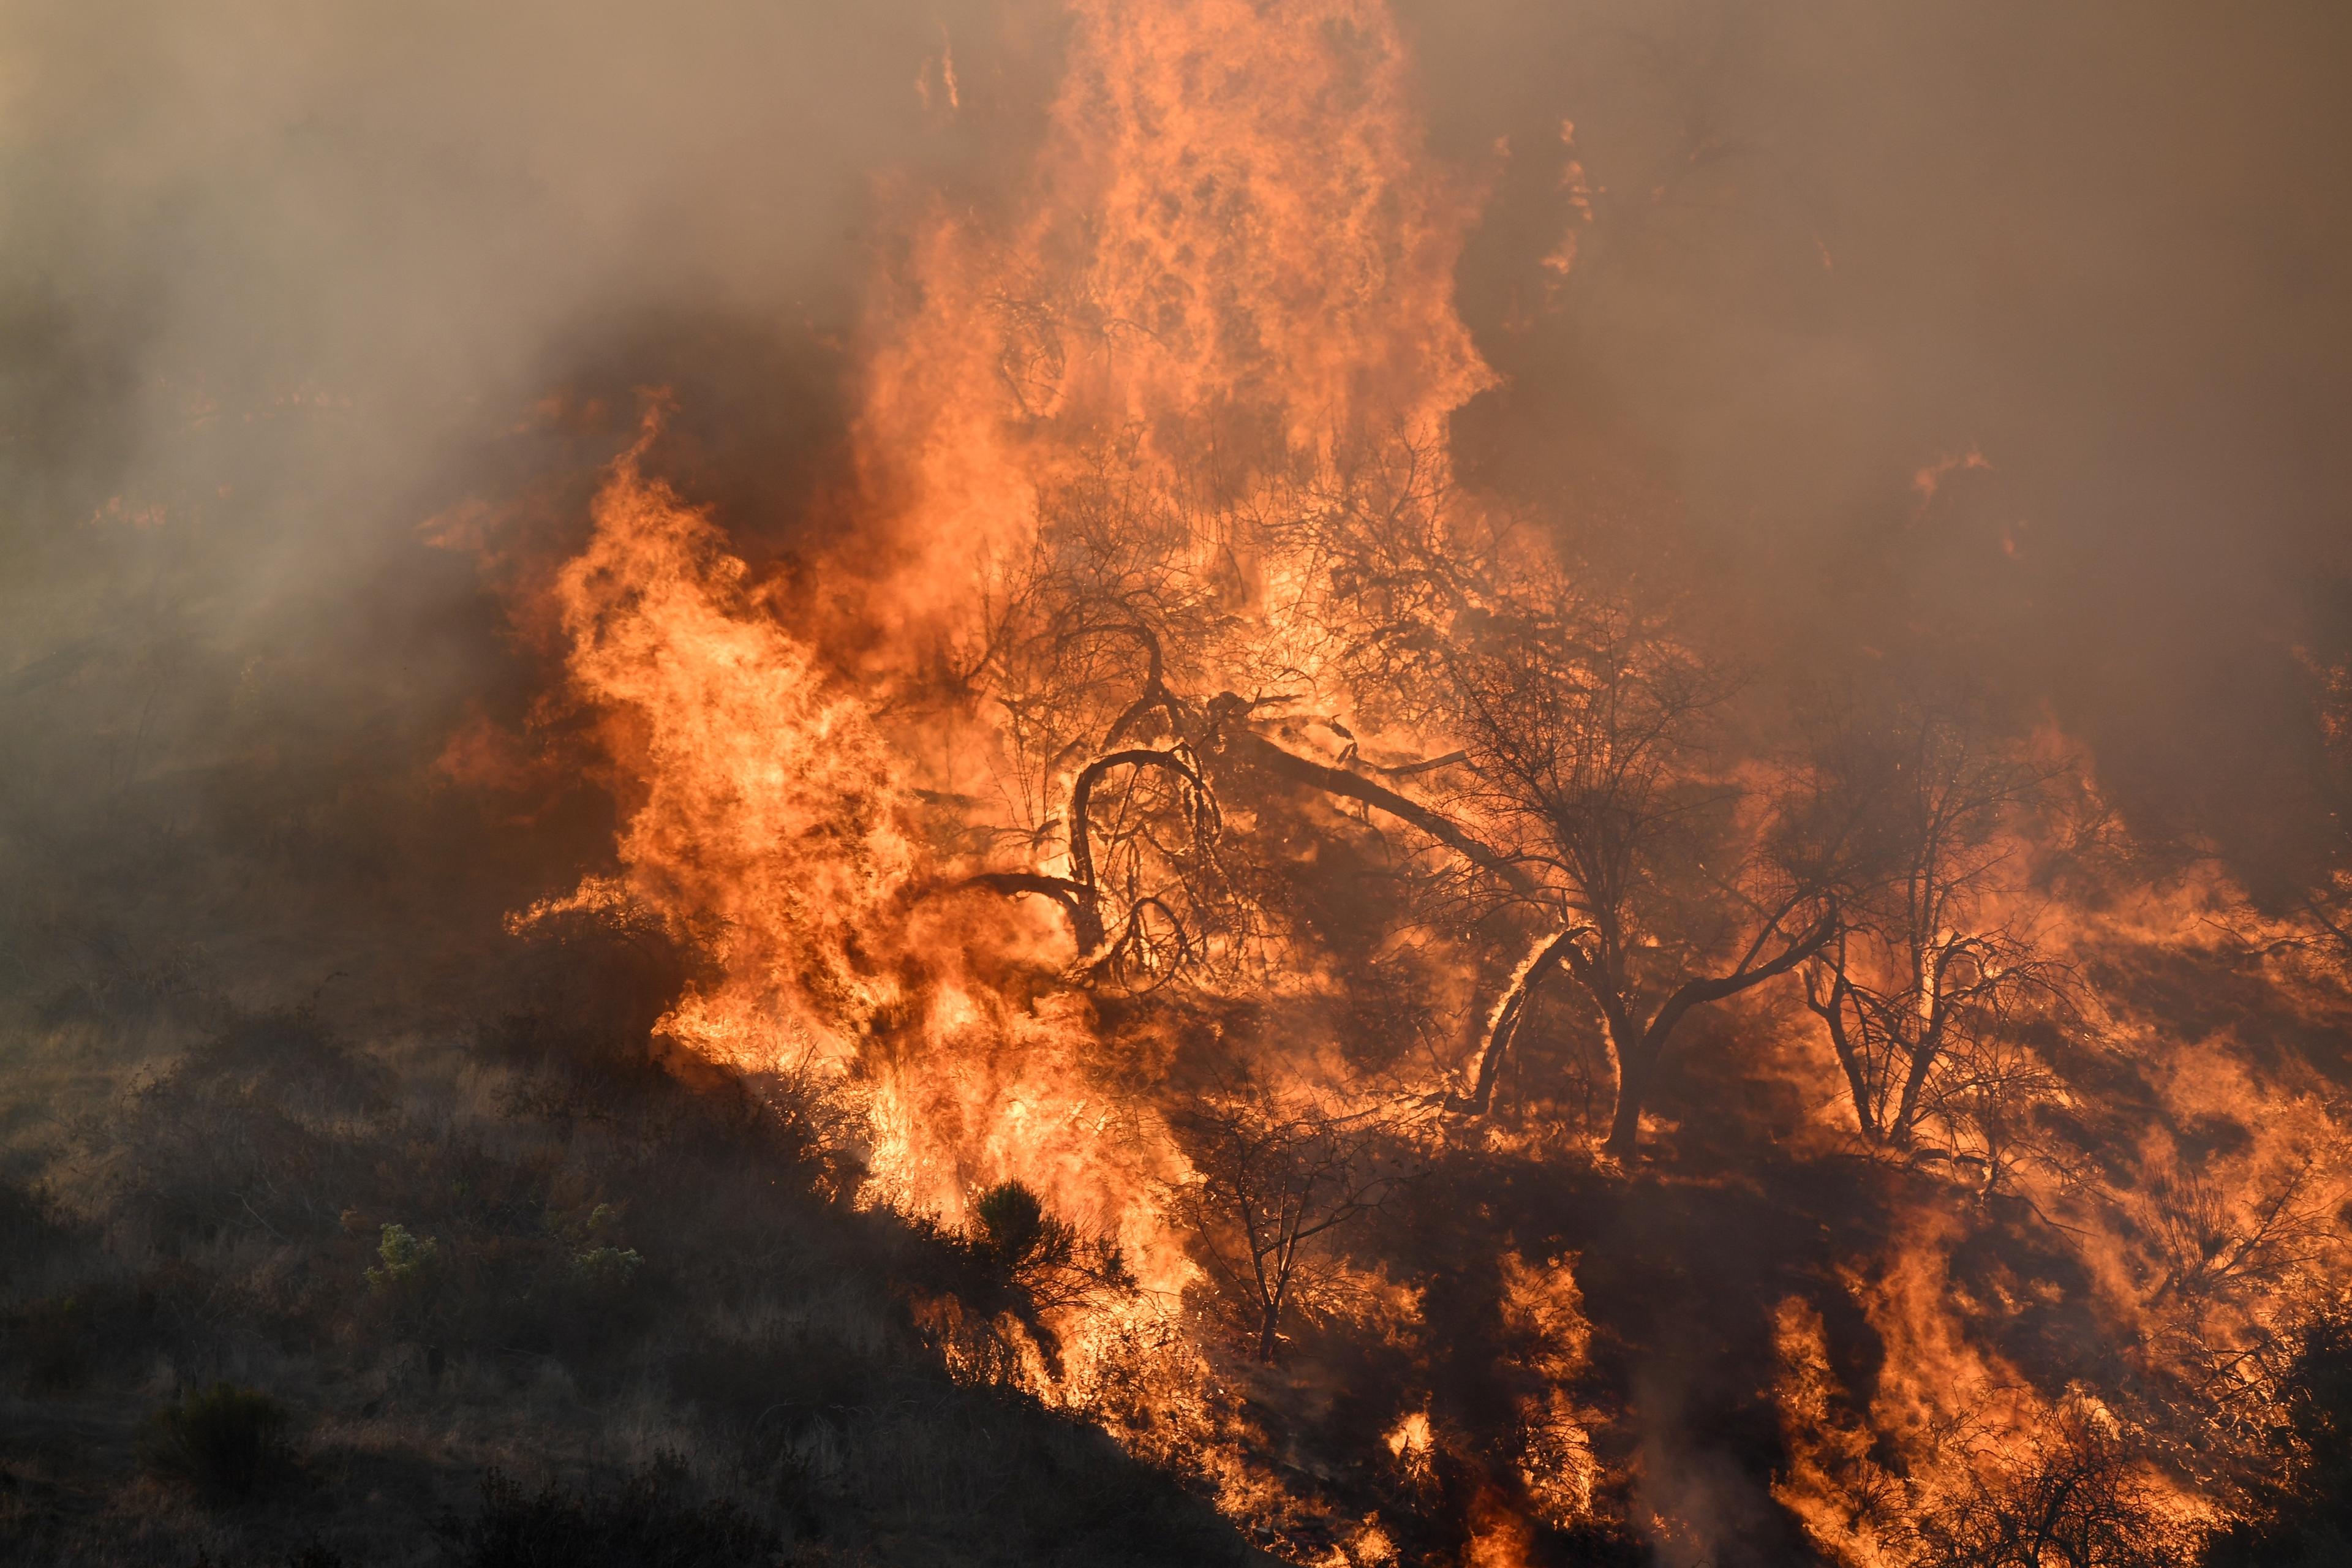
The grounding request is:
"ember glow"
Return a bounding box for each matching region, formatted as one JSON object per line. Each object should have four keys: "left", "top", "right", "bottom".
{"left": 9, "top": 2, "right": 2352, "bottom": 1564}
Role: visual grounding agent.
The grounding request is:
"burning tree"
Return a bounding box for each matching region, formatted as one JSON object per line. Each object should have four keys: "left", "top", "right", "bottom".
{"left": 1165, "top": 1078, "right": 1415, "bottom": 1362}
{"left": 1902, "top": 1403, "right": 2195, "bottom": 1568}
{"left": 1794, "top": 698, "right": 2074, "bottom": 1178}
{"left": 1266, "top": 454, "right": 1852, "bottom": 1156}
{"left": 1419, "top": 574, "right": 1844, "bottom": 1157}
{"left": 955, "top": 445, "right": 1852, "bottom": 1158}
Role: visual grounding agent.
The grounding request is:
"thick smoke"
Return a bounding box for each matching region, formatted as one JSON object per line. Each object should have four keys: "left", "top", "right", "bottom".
{"left": 8, "top": 0, "right": 2348, "bottom": 980}
{"left": 0, "top": 0, "right": 1035, "bottom": 1014}
{"left": 1403, "top": 0, "right": 2352, "bottom": 891}
{"left": 4, "top": 6, "right": 2350, "bottom": 1560}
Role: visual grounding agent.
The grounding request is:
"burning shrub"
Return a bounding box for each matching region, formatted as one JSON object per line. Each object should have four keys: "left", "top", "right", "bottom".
{"left": 2203, "top": 1299, "right": 2352, "bottom": 1566}
{"left": 501, "top": 883, "right": 724, "bottom": 1055}
{"left": 971, "top": 1179, "right": 1133, "bottom": 1312}
{"left": 913, "top": 1180, "right": 1136, "bottom": 1383}
{"left": 1167, "top": 1081, "right": 1417, "bottom": 1362}
{"left": 139, "top": 1381, "right": 294, "bottom": 1500}
{"left": 1901, "top": 1403, "right": 2193, "bottom": 1568}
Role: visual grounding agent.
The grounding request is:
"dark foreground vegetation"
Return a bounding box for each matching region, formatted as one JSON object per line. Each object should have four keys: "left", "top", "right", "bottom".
{"left": 9, "top": 939, "right": 2351, "bottom": 1567}
{"left": 0, "top": 965, "right": 1265, "bottom": 1567}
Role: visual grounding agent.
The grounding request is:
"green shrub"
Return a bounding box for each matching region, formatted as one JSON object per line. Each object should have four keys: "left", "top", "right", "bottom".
{"left": 140, "top": 1381, "right": 292, "bottom": 1499}
{"left": 365, "top": 1222, "right": 441, "bottom": 1295}
{"left": 570, "top": 1244, "right": 644, "bottom": 1290}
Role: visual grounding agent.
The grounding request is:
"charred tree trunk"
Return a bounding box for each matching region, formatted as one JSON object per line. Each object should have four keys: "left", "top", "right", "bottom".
{"left": 1804, "top": 946, "right": 1886, "bottom": 1142}
{"left": 1604, "top": 1054, "right": 1649, "bottom": 1161}
{"left": 1256, "top": 1294, "right": 1285, "bottom": 1362}
{"left": 1585, "top": 912, "right": 1839, "bottom": 1161}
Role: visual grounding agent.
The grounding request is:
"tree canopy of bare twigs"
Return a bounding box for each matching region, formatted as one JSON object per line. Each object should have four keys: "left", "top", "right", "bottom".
{"left": 1164, "top": 1078, "right": 1418, "bottom": 1362}
{"left": 942, "top": 437, "right": 1858, "bottom": 1158}
{"left": 1790, "top": 698, "right": 2075, "bottom": 1182}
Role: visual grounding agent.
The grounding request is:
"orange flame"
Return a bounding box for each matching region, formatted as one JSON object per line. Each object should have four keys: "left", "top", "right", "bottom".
{"left": 531, "top": 413, "right": 916, "bottom": 1072}
{"left": 855, "top": 0, "right": 1491, "bottom": 640}
{"left": 517, "top": 6, "right": 1499, "bottom": 1364}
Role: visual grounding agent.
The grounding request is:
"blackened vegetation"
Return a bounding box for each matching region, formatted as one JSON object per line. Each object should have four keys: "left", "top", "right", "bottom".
{"left": 0, "top": 922, "right": 1261, "bottom": 1567}
{"left": 139, "top": 1383, "right": 295, "bottom": 1501}
{"left": 458, "top": 1458, "right": 778, "bottom": 1568}
{"left": 2198, "top": 1299, "right": 2352, "bottom": 1567}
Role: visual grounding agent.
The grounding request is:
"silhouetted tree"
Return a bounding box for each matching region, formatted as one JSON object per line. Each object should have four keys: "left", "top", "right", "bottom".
{"left": 2202, "top": 1298, "right": 2352, "bottom": 1567}
{"left": 1167, "top": 1080, "right": 1412, "bottom": 1362}
{"left": 1795, "top": 700, "right": 2071, "bottom": 1180}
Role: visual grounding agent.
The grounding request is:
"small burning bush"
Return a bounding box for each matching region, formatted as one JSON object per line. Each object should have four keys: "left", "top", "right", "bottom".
{"left": 139, "top": 1381, "right": 293, "bottom": 1499}
{"left": 971, "top": 1179, "right": 1132, "bottom": 1311}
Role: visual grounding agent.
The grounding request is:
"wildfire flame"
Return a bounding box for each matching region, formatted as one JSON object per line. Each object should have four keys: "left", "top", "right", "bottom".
{"left": 468, "top": 0, "right": 2352, "bottom": 1556}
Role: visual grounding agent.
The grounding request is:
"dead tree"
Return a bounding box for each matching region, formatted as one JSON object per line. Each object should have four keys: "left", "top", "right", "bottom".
{"left": 1795, "top": 701, "right": 2070, "bottom": 1170}
{"left": 956, "top": 441, "right": 1845, "bottom": 1156}
{"left": 1166, "top": 1082, "right": 1409, "bottom": 1362}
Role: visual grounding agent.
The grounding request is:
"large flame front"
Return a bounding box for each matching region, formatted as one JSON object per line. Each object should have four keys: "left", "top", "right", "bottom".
{"left": 486, "top": 0, "right": 2352, "bottom": 1558}
{"left": 857, "top": 0, "right": 1489, "bottom": 630}
{"left": 521, "top": 1, "right": 1495, "bottom": 1362}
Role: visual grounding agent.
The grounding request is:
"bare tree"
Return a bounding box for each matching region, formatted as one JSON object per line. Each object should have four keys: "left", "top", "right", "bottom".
{"left": 937, "top": 449, "right": 1268, "bottom": 991}
{"left": 1795, "top": 701, "right": 2071, "bottom": 1178}
{"left": 1352, "top": 530, "right": 1840, "bottom": 1157}
{"left": 1166, "top": 1080, "right": 1413, "bottom": 1362}
{"left": 1899, "top": 1405, "right": 2192, "bottom": 1568}
{"left": 950, "top": 440, "right": 1847, "bottom": 1157}
{"left": 2141, "top": 1158, "right": 2336, "bottom": 1313}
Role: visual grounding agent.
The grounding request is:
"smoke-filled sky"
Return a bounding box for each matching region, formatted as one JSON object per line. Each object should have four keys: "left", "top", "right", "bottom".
{"left": 6, "top": 0, "right": 2350, "bottom": 1000}
{"left": 1405, "top": 1, "right": 2352, "bottom": 889}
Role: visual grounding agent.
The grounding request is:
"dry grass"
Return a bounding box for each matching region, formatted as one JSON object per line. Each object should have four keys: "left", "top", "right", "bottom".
{"left": 0, "top": 992, "right": 1262, "bottom": 1567}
